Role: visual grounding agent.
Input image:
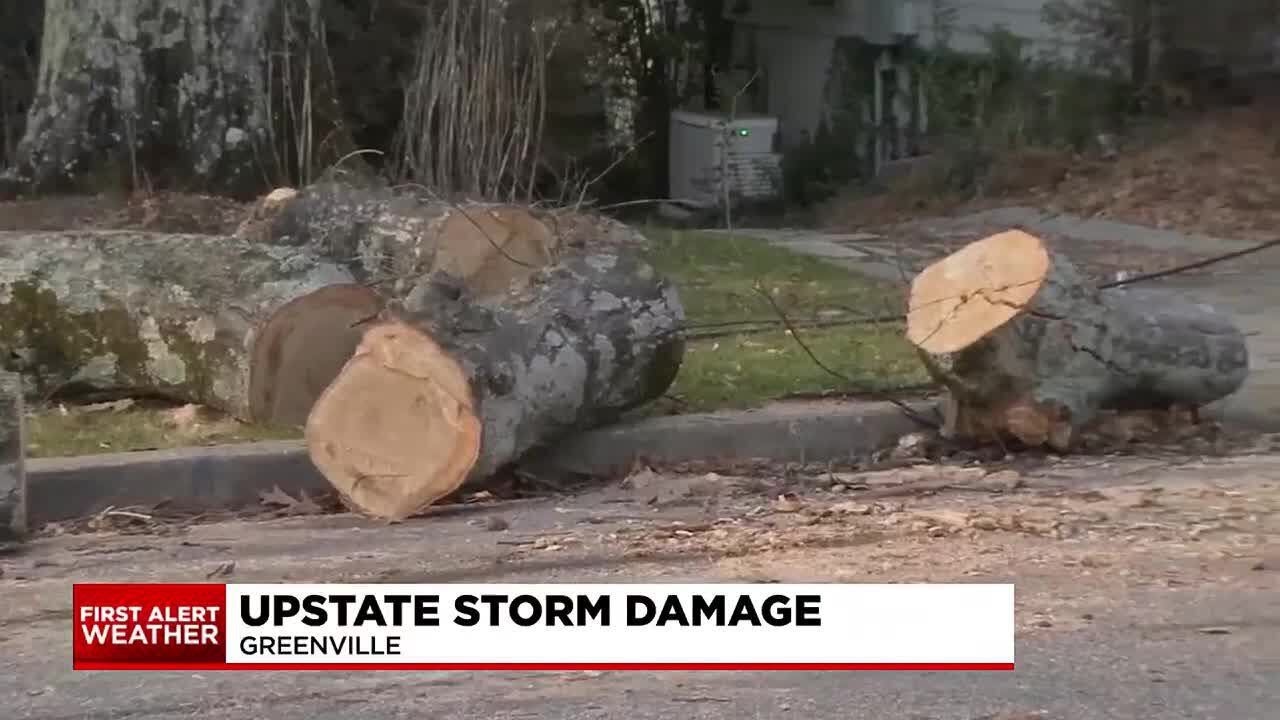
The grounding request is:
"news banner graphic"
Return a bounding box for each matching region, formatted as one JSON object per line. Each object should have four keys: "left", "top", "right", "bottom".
{"left": 73, "top": 583, "right": 1015, "bottom": 671}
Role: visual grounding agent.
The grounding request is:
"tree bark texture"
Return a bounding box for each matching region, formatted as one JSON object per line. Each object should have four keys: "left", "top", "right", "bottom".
{"left": 0, "top": 371, "right": 26, "bottom": 545}
{"left": 239, "top": 181, "right": 650, "bottom": 300}
{"left": 11, "top": 0, "right": 274, "bottom": 195}
{"left": 0, "top": 230, "right": 379, "bottom": 425}
{"left": 306, "top": 252, "right": 686, "bottom": 520}
{"left": 907, "top": 230, "right": 1248, "bottom": 450}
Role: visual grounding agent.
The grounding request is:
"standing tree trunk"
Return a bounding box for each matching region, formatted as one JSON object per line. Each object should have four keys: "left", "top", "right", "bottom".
{"left": 0, "top": 371, "right": 26, "bottom": 547}
{"left": 1130, "top": 0, "right": 1152, "bottom": 88}
{"left": 10, "top": 0, "right": 276, "bottom": 196}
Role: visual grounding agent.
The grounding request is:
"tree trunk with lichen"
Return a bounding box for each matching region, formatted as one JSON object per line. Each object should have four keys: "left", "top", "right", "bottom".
{"left": 0, "top": 230, "right": 382, "bottom": 426}
{"left": 8, "top": 0, "right": 275, "bottom": 196}
{"left": 0, "top": 371, "right": 25, "bottom": 547}
{"left": 306, "top": 252, "right": 686, "bottom": 520}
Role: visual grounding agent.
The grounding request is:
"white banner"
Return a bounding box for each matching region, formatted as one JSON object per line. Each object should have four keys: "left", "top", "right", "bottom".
{"left": 222, "top": 583, "right": 1015, "bottom": 669}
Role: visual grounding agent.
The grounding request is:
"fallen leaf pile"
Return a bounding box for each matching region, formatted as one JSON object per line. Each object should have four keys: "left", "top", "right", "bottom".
{"left": 1040, "top": 104, "right": 1280, "bottom": 241}
{"left": 823, "top": 103, "right": 1280, "bottom": 251}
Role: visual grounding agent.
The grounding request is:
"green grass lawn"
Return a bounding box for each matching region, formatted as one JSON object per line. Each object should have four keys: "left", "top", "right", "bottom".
{"left": 27, "top": 404, "right": 299, "bottom": 459}
{"left": 644, "top": 228, "right": 929, "bottom": 413}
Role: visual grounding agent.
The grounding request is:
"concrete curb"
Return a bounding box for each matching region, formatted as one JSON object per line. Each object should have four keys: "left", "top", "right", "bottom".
{"left": 27, "top": 441, "right": 325, "bottom": 525}
{"left": 25, "top": 400, "right": 938, "bottom": 525}
{"left": 524, "top": 400, "right": 938, "bottom": 476}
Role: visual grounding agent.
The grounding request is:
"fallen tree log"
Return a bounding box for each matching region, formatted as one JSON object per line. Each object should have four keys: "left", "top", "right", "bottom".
{"left": 0, "top": 231, "right": 380, "bottom": 425}
{"left": 237, "top": 182, "right": 559, "bottom": 298}
{"left": 306, "top": 252, "right": 686, "bottom": 520}
{"left": 0, "top": 371, "right": 25, "bottom": 546}
{"left": 236, "top": 182, "right": 651, "bottom": 298}
{"left": 905, "top": 230, "right": 1249, "bottom": 451}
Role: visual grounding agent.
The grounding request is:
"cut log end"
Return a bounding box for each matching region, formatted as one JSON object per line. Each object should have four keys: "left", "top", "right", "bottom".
{"left": 906, "top": 229, "right": 1050, "bottom": 354}
{"left": 432, "top": 206, "right": 559, "bottom": 298}
{"left": 249, "top": 284, "right": 383, "bottom": 427}
{"left": 305, "top": 322, "right": 482, "bottom": 521}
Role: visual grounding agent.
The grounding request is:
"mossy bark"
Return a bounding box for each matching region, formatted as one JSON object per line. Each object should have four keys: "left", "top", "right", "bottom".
{"left": 10, "top": 0, "right": 275, "bottom": 196}
{"left": 0, "top": 230, "right": 367, "bottom": 422}
{"left": 0, "top": 371, "right": 25, "bottom": 546}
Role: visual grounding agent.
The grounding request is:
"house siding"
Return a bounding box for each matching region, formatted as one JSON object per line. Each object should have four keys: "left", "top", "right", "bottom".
{"left": 913, "top": 0, "right": 1078, "bottom": 59}
{"left": 722, "top": 1, "right": 1085, "bottom": 155}
{"left": 733, "top": 26, "right": 838, "bottom": 146}
{"left": 725, "top": 0, "right": 859, "bottom": 37}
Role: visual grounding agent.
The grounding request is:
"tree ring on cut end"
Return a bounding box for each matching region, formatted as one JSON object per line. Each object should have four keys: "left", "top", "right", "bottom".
{"left": 906, "top": 230, "right": 1050, "bottom": 354}
{"left": 249, "top": 284, "right": 382, "bottom": 427}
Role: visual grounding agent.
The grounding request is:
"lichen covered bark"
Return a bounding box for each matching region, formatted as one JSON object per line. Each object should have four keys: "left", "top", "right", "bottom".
{"left": 248, "top": 181, "right": 652, "bottom": 296}
{"left": 0, "top": 230, "right": 355, "bottom": 417}
{"left": 253, "top": 181, "right": 457, "bottom": 295}
{"left": 0, "top": 371, "right": 25, "bottom": 545}
{"left": 398, "top": 252, "right": 685, "bottom": 481}
{"left": 12, "top": 0, "right": 274, "bottom": 195}
{"left": 929, "top": 252, "right": 1248, "bottom": 448}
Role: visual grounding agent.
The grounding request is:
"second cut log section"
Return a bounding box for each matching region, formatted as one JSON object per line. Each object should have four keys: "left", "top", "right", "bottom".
{"left": 306, "top": 253, "right": 686, "bottom": 520}
{"left": 905, "top": 230, "right": 1249, "bottom": 450}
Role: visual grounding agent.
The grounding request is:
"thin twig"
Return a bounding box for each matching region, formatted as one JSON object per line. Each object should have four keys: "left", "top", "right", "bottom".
{"left": 572, "top": 132, "right": 655, "bottom": 212}
{"left": 681, "top": 313, "right": 904, "bottom": 341}
{"left": 752, "top": 286, "right": 938, "bottom": 429}
{"left": 1098, "top": 237, "right": 1280, "bottom": 289}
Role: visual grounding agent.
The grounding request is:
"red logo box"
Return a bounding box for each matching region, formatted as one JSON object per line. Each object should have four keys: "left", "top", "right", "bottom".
{"left": 73, "top": 583, "right": 227, "bottom": 670}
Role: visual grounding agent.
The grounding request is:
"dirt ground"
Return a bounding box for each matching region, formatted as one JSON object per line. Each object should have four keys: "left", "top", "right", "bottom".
{"left": 0, "top": 191, "right": 247, "bottom": 234}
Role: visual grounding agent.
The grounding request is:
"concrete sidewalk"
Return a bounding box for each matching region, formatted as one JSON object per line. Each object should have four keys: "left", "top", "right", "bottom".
{"left": 721, "top": 208, "right": 1280, "bottom": 432}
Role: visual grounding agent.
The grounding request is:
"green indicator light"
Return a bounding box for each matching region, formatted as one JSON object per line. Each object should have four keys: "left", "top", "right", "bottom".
{"left": 736, "top": 128, "right": 750, "bottom": 136}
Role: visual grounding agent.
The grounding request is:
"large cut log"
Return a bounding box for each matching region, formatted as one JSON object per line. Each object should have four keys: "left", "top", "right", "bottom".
{"left": 0, "top": 371, "right": 26, "bottom": 547}
{"left": 905, "top": 230, "right": 1249, "bottom": 451}
{"left": 306, "top": 252, "right": 685, "bottom": 520}
{"left": 235, "top": 182, "right": 651, "bottom": 298}
{"left": 0, "top": 231, "right": 380, "bottom": 426}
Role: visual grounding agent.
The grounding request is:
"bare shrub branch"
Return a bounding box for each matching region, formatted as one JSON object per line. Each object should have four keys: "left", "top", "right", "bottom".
{"left": 392, "top": 0, "right": 556, "bottom": 200}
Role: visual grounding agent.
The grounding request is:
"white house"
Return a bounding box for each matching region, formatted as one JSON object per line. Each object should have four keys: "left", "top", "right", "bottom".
{"left": 717, "top": 0, "right": 1074, "bottom": 173}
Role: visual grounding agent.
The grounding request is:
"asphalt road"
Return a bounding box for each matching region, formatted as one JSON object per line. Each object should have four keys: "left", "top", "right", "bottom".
{"left": 5, "top": 581, "right": 1277, "bottom": 720}
{"left": 3, "top": 451, "right": 1278, "bottom": 719}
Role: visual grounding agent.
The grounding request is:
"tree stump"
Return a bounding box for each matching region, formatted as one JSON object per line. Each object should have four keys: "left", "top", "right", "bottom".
{"left": 905, "top": 230, "right": 1249, "bottom": 450}
{"left": 0, "top": 230, "right": 379, "bottom": 426}
{"left": 0, "top": 371, "right": 26, "bottom": 547}
{"left": 306, "top": 253, "right": 686, "bottom": 520}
